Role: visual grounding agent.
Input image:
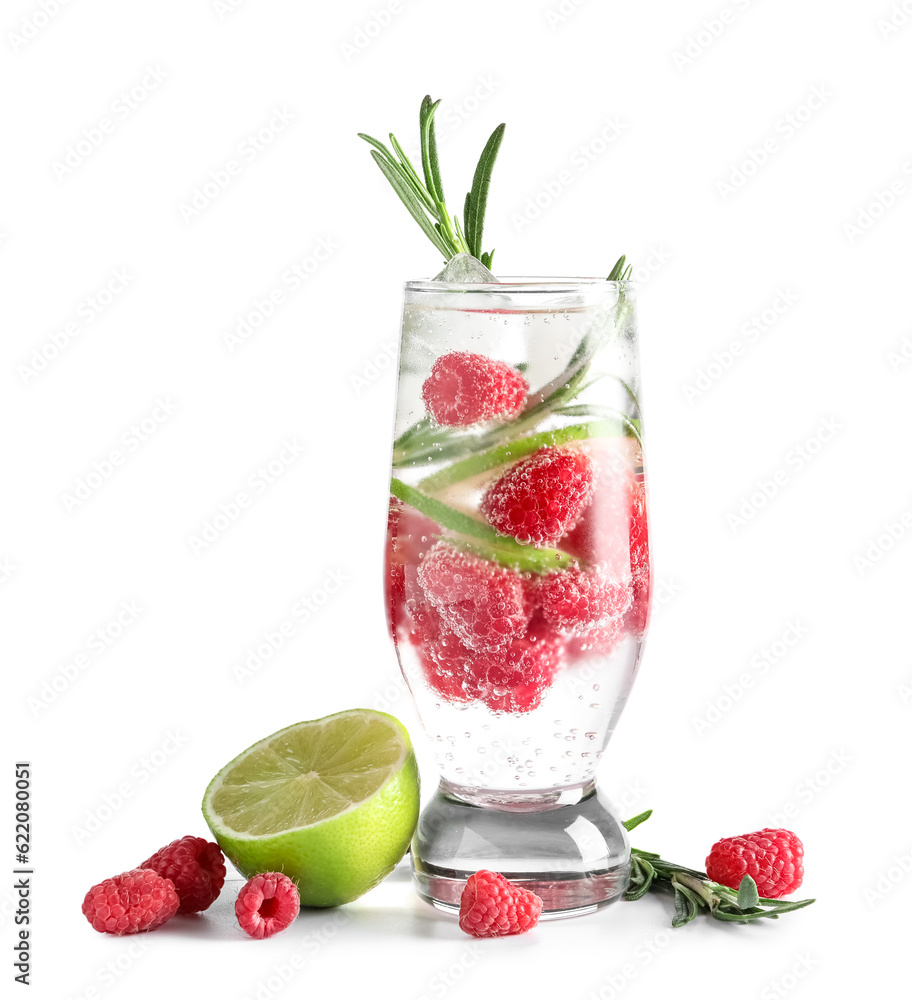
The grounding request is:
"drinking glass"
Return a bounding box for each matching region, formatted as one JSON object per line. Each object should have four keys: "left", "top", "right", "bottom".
{"left": 385, "top": 277, "right": 649, "bottom": 915}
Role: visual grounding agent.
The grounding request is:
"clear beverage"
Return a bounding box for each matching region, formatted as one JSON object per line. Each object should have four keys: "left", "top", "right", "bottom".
{"left": 384, "top": 277, "right": 650, "bottom": 914}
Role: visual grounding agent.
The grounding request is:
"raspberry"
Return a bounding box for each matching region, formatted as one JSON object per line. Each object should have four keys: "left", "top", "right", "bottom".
{"left": 567, "top": 616, "right": 624, "bottom": 657}
{"left": 418, "top": 542, "right": 529, "bottom": 651}
{"left": 481, "top": 447, "right": 594, "bottom": 546}
{"left": 459, "top": 870, "right": 543, "bottom": 937}
{"left": 139, "top": 836, "right": 226, "bottom": 914}
{"left": 405, "top": 593, "right": 445, "bottom": 644}
{"left": 625, "top": 479, "right": 651, "bottom": 637}
{"left": 422, "top": 351, "right": 528, "bottom": 427}
{"left": 417, "top": 629, "right": 475, "bottom": 703}
{"left": 387, "top": 499, "right": 439, "bottom": 641}
{"left": 560, "top": 451, "right": 651, "bottom": 637}
{"left": 560, "top": 452, "right": 635, "bottom": 569}
{"left": 82, "top": 869, "right": 179, "bottom": 935}
{"left": 705, "top": 828, "right": 804, "bottom": 899}
{"left": 235, "top": 872, "right": 300, "bottom": 939}
{"left": 419, "top": 616, "right": 563, "bottom": 713}
{"left": 533, "top": 565, "right": 632, "bottom": 634}
{"left": 387, "top": 562, "right": 406, "bottom": 638}
{"left": 388, "top": 499, "right": 439, "bottom": 565}
{"left": 472, "top": 617, "right": 564, "bottom": 713}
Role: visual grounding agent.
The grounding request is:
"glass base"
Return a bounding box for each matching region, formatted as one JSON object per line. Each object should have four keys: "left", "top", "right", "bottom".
{"left": 411, "top": 779, "right": 630, "bottom": 917}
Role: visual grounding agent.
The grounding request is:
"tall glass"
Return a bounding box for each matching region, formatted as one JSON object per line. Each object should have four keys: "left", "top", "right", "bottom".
{"left": 384, "top": 277, "right": 650, "bottom": 915}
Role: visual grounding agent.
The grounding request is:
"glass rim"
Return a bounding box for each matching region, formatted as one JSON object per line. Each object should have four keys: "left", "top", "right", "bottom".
{"left": 405, "top": 277, "right": 635, "bottom": 293}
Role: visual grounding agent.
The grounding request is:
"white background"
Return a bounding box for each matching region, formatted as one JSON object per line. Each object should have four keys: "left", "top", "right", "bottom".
{"left": 4, "top": 0, "right": 911, "bottom": 997}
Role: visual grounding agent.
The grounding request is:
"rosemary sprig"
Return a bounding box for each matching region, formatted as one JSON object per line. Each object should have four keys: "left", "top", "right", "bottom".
{"left": 390, "top": 478, "right": 577, "bottom": 572}
{"left": 359, "top": 96, "right": 505, "bottom": 266}
{"left": 607, "top": 253, "right": 634, "bottom": 282}
{"left": 416, "top": 419, "right": 636, "bottom": 493}
{"left": 464, "top": 122, "right": 505, "bottom": 269}
{"left": 621, "top": 811, "right": 816, "bottom": 928}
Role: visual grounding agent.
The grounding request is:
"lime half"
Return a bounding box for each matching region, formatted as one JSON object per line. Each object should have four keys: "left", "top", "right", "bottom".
{"left": 202, "top": 709, "right": 419, "bottom": 907}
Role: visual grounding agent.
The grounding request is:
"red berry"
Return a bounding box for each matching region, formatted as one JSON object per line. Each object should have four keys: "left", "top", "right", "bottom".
{"left": 387, "top": 562, "right": 407, "bottom": 638}
{"left": 139, "top": 835, "right": 226, "bottom": 914}
{"left": 418, "top": 542, "right": 529, "bottom": 651}
{"left": 625, "top": 479, "right": 651, "bottom": 637}
{"left": 705, "top": 828, "right": 804, "bottom": 899}
{"left": 386, "top": 499, "right": 439, "bottom": 641}
{"left": 560, "top": 450, "right": 634, "bottom": 568}
{"left": 533, "top": 564, "right": 632, "bottom": 634}
{"left": 422, "top": 351, "right": 528, "bottom": 427}
{"left": 560, "top": 448, "right": 651, "bottom": 637}
{"left": 417, "top": 628, "right": 476, "bottom": 703}
{"left": 420, "top": 615, "right": 564, "bottom": 713}
{"left": 82, "top": 869, "right": 179, "bottom": 935}
{"left": 406, "top": 593, "right": 446, "bottom": 645}
{"left": 388, "top": 499, "right": 439, "bottom": 565}
{"left": 481, "top": 447, "right": 594, "bottom": 546}
{"left": 471, "top": 617, "right": 564, "bottom": 713}
{"left": 235, "top": 872, "right": 300, "bottom": 939}
{"left": 459, "top": 870, "right": 543, "bottom": 937}
{"left": 567, "top": 616, "right": 624, "bottom": 657}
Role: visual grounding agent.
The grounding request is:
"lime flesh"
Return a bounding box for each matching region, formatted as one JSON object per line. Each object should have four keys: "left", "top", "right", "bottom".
{"left": 202, "top": 710, "right": 419, "bottom": 907}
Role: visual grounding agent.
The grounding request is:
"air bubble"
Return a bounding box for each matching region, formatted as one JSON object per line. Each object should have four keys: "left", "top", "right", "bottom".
{"left": 585, "top": 732, "right": 597, "bottom": 740}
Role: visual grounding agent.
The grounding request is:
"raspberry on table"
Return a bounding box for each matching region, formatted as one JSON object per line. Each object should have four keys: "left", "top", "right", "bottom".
{"left": 235, "top": 872, "right": 300, "bottom": 939}
{"left": 705, "top": 828, "right": 804, "bottom": 899}
{"left": 82, "top": 869, "right": 179, "bottom": 935}
{"left": 481, "top": 446, "right": 594, "bottom": 546}
{"left": 418, "top": 542, "right": 529, "bottom": 651}
{"left": 533, "top": 564, "right": 632, "bottom": 634}
{"left": 139, "top": 835, "right": 226, "bottom": 914}
{"left": 459, "top": 870, "right": 543, "bottom": 937}
{"left": 421, "top": 351, "right": 528, "bottom": 427}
